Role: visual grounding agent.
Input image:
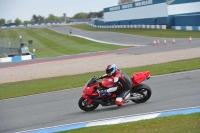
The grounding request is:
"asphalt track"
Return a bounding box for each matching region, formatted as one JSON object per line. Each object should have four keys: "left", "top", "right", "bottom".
{"left": 0, "top": 70, "right": 200, "bottom": 133}
{"left": 0, "top": 26, "right": 200, "bottom": 133}
{"left": 51, "top": 26, "right": 200, "bottom": 46}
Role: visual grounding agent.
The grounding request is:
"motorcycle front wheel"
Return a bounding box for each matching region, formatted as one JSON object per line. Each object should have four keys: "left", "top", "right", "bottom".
{"left": 78, "top": 97, "right": 99, "bottom": 111}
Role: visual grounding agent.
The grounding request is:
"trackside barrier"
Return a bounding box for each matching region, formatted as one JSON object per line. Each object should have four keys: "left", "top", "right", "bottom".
{"left": 171, "top": 26, "right": 200, "bottom": 31}
{"left": 0, "top": 22, "right": 71, "bottom": 29}
{"left": 1, "top": 23, "right": 199, "bottom": 31}
{"left": 0, "top": 54, "right": 34, "bottom": 63}
{"left": 87, "top": 24, "right": 200, "bottom": 31}
{"left": 87, "top": 23, "right": 167, "bottom": 30}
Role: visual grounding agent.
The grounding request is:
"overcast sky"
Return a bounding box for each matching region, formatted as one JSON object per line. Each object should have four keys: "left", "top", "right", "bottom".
{"left": 0, "top": 0, "right": 119, "bottom": 22}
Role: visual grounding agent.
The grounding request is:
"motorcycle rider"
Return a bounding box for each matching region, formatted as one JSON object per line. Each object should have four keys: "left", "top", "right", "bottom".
{"left": 98, "top": 64, "right": 132, "bottom": 106}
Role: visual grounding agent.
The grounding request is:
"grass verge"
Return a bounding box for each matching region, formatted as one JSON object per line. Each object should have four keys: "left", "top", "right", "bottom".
{"left": 0, "top": 28, "right": 125, "bottom": 58}
{"left": 69, "top": 24, "right": 200, "bottom": 38}
{"left": 0, "top": 57, "right": 199, "bottom": 100}
{"left": 57, "top": 113, "right": 200, "bottom": 133}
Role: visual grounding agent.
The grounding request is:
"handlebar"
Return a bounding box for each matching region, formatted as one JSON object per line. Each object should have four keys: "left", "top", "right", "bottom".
{"left": 93, "top": 76, "right": 102, "bottom": 80}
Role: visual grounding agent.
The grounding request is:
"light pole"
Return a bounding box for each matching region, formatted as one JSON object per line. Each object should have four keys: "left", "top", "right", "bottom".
{"left": 63, "top": 13, "right": 66, "bottom": 23}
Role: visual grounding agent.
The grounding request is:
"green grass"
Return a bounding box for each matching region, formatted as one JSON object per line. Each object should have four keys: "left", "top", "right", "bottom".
{"left": 69, "top": 24, "right": 200, "bottom": 38}
{"left": 0, "top": 57, "right": 199, "bottom": 100}
{"left": 57, "top": 113, "right": 200, "bottom": 133}
{"left": 0, "top": 28, "right": 125, "bottom": 58}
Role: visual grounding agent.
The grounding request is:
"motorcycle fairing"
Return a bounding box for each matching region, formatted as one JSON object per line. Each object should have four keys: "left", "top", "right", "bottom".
{"left": 131, "top": 71, "right": 150, "bottom": 86}
{"left": 101, "top": 78, "right": 114, "bottom": 88}
{"left": 82, "top": 93, "right": 93, "bottom": 105}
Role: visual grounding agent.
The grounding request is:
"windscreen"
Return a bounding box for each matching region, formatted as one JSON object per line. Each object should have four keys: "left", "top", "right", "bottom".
{"left": 87, "top": 78, "right": 98, "bottom": 87}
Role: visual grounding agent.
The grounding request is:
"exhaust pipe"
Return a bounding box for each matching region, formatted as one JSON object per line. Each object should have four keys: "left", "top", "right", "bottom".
{"left": 129, "top": 93, "right": 143, "bottom": 100}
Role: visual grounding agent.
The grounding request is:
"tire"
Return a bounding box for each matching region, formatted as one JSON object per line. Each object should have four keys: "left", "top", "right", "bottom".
{"left": 131, "top": 84, "right": 152, "bottom": 104}
{"left": 78, "top": 97, "right": 99, "bottom": 111}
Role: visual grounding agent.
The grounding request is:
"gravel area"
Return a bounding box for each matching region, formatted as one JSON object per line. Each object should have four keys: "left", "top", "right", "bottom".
{"left": 0, "top": 47, "right": 200, "bottom": 84}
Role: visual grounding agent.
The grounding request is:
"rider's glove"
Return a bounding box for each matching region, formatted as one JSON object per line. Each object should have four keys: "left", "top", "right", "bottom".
{"left": 98, "top": 76, "right": 103, "bottom": 79}
{"left": 95, "top": 76, "right": 103, "bottom": 80}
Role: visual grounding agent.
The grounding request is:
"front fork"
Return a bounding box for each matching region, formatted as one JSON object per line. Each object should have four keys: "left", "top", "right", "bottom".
{"left": 82, "top": 94, "right": 93, "bottom": 105}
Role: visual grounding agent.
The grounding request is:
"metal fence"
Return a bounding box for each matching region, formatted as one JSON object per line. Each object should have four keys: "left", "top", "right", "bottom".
{"left": 68, "top": 18, "right": 90, "bottom": 23}
{"left": 0, "top": 38, "right": 20, "bottom": 58}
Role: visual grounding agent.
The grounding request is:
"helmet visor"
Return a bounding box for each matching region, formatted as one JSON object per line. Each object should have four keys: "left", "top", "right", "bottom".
{"left": 106, "top": 67, "right": 113, "bottom": 76}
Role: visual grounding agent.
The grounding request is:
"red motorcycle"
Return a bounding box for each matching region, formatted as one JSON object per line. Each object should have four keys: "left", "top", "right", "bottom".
{"left": 78, "top": 71, "right": 152, "bottom": 111}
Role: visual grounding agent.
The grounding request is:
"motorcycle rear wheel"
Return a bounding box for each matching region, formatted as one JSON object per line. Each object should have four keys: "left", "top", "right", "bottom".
{"left": 78, "top": 97, "right": 99, "bottom": 111}
{"left": 131, "top": 84, "right": 152, "bottom": 104}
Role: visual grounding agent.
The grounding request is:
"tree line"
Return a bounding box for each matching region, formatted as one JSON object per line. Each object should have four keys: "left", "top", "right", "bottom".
{"left": 0, "top": 11, "right": 103, "bottom": 26}
{"left": 0, "top": 0, "right": 136, "bottom": 26}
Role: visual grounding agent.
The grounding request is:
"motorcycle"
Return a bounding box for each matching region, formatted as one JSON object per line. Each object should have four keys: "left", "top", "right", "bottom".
{"left": 78, "top": 71, "right": 152, "bottom": 111}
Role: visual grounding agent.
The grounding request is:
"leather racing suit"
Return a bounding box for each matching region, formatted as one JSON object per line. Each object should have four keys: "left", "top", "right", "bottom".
{"left": 100, "top": 69, "right": 132, "bottom": 106}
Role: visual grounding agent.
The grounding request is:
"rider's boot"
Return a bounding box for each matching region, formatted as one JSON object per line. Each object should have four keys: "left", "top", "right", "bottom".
{"left": 115, "top": 93, "right": 130, "bottom": 106}
{"left": 115, "top": 97, "right": 125, "bottom": 106}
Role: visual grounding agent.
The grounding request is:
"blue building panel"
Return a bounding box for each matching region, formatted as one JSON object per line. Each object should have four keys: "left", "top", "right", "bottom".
{"left": 157, "top": 17, "right": 168, "bottom": 25}
{"left": 169, "top": 12, "right": 200, "bottom": 26}
{"left": 95, "top": 17, "right": 168, "bottom": 26}
{"left": 131, "top": 18, "right": 154, "bottom": 25}
{"left": 174, "top": 14, "right": 200, "bottom": 26}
